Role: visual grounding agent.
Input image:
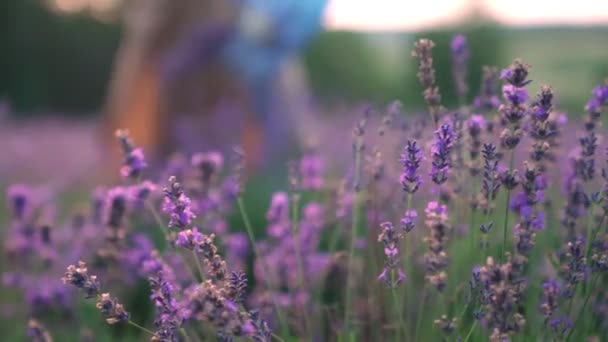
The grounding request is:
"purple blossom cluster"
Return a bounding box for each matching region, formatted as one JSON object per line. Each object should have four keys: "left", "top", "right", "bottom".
{"left": 377, "top": 221, "right": 406, "bottom": 287}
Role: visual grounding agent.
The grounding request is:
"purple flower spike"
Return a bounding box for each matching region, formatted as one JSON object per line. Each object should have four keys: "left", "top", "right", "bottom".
{"left": 175, "top": 227, "right": 204, "bottom": 250}
{"left": 120, "top": 148, "right": 147, "bottom": 180}
{"left": 162, "top": 176, "right": 196, "bottom": 229}
{"left": 377, "top": 222, "right": 406, "bottom": 287}
{"left": 401, "top": 209, "right": 417, "bottom": 233}
{"left": 192, "top": 151, "right": 224, "bottom": 186}
{"left": 115, "top": 130, "right": 147, "bottom": 180}
{"left": 300, "top": 153, "right": 325, "bottom": 191}
{"left": 450, "top": 34, "right": 470, "bottom": 98}
{"left": 265, "top": 192, "right": 289, "bottom": 223}
{"left": 400, "top": 140, "right": 423, "bottom": 193}
{"left": 474, "top": 66, "right": 500, "bottom": 111}
{"left": 502, "top": 84, "right": 529, "bottom": 105}
{"left": 7, "top": 184, "right": 34, "bottom": 221}
{"left": 430, "top": 124, "right": 455, "bottom": 185}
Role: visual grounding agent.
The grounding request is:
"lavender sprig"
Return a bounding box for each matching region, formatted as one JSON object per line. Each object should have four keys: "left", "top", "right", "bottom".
{"left": 115, "top": 129, "right": 147, "bottom": 180}
{"left": 400, "top": 140, "right": 423, "bottom": 194}
{"left": 474, "top": 66, "right": 501, "bottom": 113}
{"left": 377, "top": 222, "right": 406, "bottom": 287}
{"left": 430, "top": 124, "right": 456, "bottom": 186}
{"left": 413, "top": 38, "right": 444, "bottom": 125}
{"left": 450, "top": 34, "right": 470, "bottom": 102}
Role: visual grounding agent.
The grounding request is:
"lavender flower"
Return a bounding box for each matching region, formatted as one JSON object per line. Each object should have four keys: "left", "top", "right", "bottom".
{"left": 265, "top": 192, "right": 290, "bottom": 239}
{"left": 450, "top": 34, "right": 469, "bottom": 100}
{"left": 27, "top": 319, "right": 53, "bottom": 342}
{"left": 249, "top": 309, "right": 272, "bottom": 342}
{"left": 499, "top": 59, "right": 531, "bottom": 150}
{"left": 149, "top": 270, "right": 182, "bottom": 341}
{"left": 192, "top": 151, "right": 224, "bottom": 189}
{"left": 549, "top": 318, "right": 573, "bottom": 339}
{"left": 104, "top": 187, "right": 128, "bottom": 230}
{"left": 115, "top": 129, "right": 147, "bottom": 180}
{"left": 400, "top": 209, "right": 417, "bottom": 233}
{"left": 540, "top": 280, "right": 559, "bottom": 324}
{"left": 7, "top": 184, "right": 33, "bottom": 220}
{"left": 528, "top": 86, "right": 557, "bottom": 184}
{"left": 300, "top": 152, "right": 325, "bottom": 191}
{"left": 96, "top": 293, "right": 130, "bottom": 324}
{"left": 583, "top": 81, "right": 608, "bottom": 131}
{"left": 474, "top": 66, "right": 501, "bottom": 112}
{"left": 162, "top": 176, "right": 196, "bottom": 229}
{"left": 412, "top": 38, "right": 444, "bottom": 124}
{"left": 477, "top": 256, "right": 526, "bottom": 340}
{"left": 558, "top": 237, "right": 587, "bottom": 298}
{"left": 434, "top": 315, "right": 458, "bottom": 336}
{"left": 424, "top": 201, "right": 451, "bottom": 291}
{"left": 227, "top": 271, "right": 248, "bottom": 304}
{"left": 183, "top": 281, "right": 255, "bottom": 338}
{"left": 430, "top": 124, "right": 455, "bottom": 185}
{"left": 377, "top": 221, "right": 406, "bottom": 287}
{"left": 466, "top": 115, "right": 487, "bottom": 177}
{"left": 62, "top": 262, "right": 130, "bottom": 325}
{"left": 128, "top": 180, "right": 156, "bottom": 210}
{"left": 480, "top": 143, "right": 501, "bottom": 213}
{"left": 399, "top": 140, "right": 422, "bottom": 193}
{"left": 61, "top": 261, "right": 100, "bottom": 298}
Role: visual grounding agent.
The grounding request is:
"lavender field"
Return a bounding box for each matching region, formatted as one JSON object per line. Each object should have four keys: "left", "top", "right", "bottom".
{"left": 2, "top": 2, "right": 608, "bottom": 341}
{"left": 3, "top": 35, "right": 608, "bottom": 341}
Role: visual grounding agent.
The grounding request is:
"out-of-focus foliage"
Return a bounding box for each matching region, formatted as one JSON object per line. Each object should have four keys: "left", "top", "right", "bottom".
{"left": 0, "top": 0, "right": 120, "bottom": 114}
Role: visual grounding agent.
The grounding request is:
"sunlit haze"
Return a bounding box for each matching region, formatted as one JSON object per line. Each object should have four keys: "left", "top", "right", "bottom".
{"left": 324, "top": 0, "right": 608, "bottom": 31}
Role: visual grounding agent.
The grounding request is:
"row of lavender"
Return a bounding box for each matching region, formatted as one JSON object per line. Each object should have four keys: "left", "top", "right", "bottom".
{"left": 3, "top": 35, "right": 608, "bottom": 341}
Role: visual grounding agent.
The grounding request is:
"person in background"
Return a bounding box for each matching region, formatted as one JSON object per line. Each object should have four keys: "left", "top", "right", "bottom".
{"left": 105, "top": 0, "right": 327, "bottom": 170}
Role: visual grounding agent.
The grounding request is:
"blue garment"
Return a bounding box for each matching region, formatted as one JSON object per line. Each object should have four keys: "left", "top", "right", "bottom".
{"left": 223, "top": 0, "right": 328, "bottom": 83}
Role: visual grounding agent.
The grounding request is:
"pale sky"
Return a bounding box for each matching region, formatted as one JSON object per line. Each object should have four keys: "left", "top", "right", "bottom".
{"left": 51, "top": 0, "right": 608, "bottom": 30}
{"left": 324, "top": 0, "right": 608, "bottom": 31}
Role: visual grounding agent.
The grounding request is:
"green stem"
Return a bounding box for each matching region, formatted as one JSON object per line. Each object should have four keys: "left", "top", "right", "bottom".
{"left": 585, "top": 213, "right": 606, "bottom": 260}
{"left": 501, "top": 151, "right": 515, "bottom": 262}
{"left": 290, "top": 192, "right": 312, "bottom": 335}
{"left": 390, "top": 271, "right": 405, "bottom": 341}
{"left": 401, "top": 193, "right": 413, "bottom": 335}
{"left": 146, "top": 201, "right": 171, "bottom": 243}
{"left": 179, "top": 328, "right": 193, "bottom": 342}
{"left": 566, "top": 274, "right": 600, "bottom": 341}
{"left": 463, "top": 320, "right": 478, "bottom": 342}
{"left": 271, "top": 333, "right": 287, "bottom": 342}
{"left": 145, "top": 201, "right": 198, "bottom": 280}
{"left": 343, "top": 136, "right": 364, "bottom": 336}
{"left": 192, "top": 250, "right": 205, "bottom": 282}
{"left": 414, "top": 285, "right": 428, "bottom": 342}
{"left": 127, "top": 320, "right": 154, "bottom": 335}
{"left": 236, "top": 197, "right": 289, "bottom": 336}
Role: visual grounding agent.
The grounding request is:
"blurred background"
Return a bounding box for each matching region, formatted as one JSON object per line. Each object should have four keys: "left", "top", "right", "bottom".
{"left": 1, "top": 0, "right": 608, "bottom": 184}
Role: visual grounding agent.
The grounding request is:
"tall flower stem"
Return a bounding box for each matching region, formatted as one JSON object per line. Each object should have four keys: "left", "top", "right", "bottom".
{"left": 501, "top": 151, "right": 515, "bottom": 261}
{"left": 127, "top": 320, "right": 154, "bottom": 335}
{"left": 145, "top": 201, "right": 198, "bottom": 280}
{"left": 586, "top": 214, "right": 607, "bottom": 259}
{"left": 566, "top": 274, "right": 599, "bottom": 341}
{"left": 290, "top": 191, "right": 312, "bottom": 335}
{"left": 390, "top": 274, "right": 405, "bottom": 341}
{"left": 414, "top": 285, "right": 428, "bottom": 342}
{"left": 401, "top": 193, "right": 413, "bottom": 331}
{"left": 179, "top": 328, "right": 194, "bottom": 342}
{"left": 236, "top": 196, "right": 289, "bottom": 336}
{"left": 463, "top": 320, "right": 478, "bottom": 342}
{"left": 192, "top": 250, "right": 205, "bottom": 282}
{"left": 343, "top": 134, "right": 364, "bottom": 336}
{"left": 146, "top": 201, "right": 171, "bottom": 243}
